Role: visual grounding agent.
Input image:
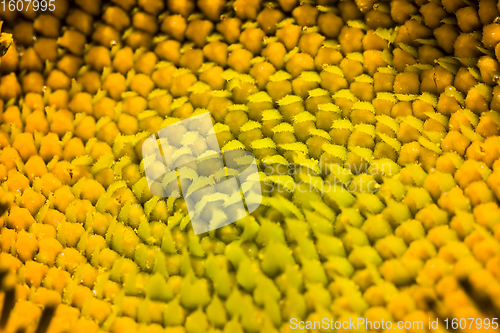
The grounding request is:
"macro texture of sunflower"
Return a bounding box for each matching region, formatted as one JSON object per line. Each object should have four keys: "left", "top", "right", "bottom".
{"left": 1, "top": 0, "right": 500, "bottom": 332}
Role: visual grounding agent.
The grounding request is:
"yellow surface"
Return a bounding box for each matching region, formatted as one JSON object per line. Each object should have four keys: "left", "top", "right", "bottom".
{"left": 0, "top": 0, "right": 500, "bottom": 332}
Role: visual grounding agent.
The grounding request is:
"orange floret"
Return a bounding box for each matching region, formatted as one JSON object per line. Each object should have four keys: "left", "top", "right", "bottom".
{"left": 0, "top": 147, "right": 22, "bottom": 171}
{"left": 6, "top": 169, "right": 30, "bottom": 193}
{"left": 25, "top": 110, "right": 49, "bottom": 134}
{"left": 19, "top": 188, "right": 46, "bottom": 215}
{"left": 56, "top": 248, "right": 86, "bottom": 274}
{"left": 39, "top": 173, "right": 63, "bottom": 197}
{"left": 37, "top": 238, "right": 64, "bottom": 266}
{"left": 24, "top": 154, "right": 48, "bottom": 181}
{"left": 15, "top": 230, "right": 39, "bottom": 262}
{"left": 12, "top": 132, "right": 37, "bottom": 161}
{"left": 4, "top": 300, "right": 42, "bottom": 333}
{"left": 24, "top": 260, "right": 49, "bottom": 287}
